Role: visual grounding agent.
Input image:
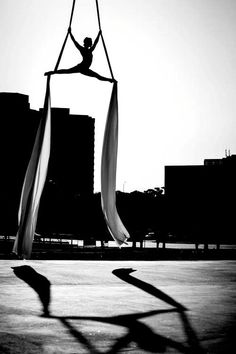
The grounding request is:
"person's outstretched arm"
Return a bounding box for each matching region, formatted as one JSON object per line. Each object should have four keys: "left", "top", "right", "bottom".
{"left": 91, "top": 30, "right": 101, "bottom": 51}
{"left": 68, "top": 27, "right": 83, "bottom": 52}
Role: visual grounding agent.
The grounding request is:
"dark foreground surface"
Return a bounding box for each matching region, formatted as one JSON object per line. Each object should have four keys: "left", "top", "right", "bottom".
{"left": 0, "top": 260, "right": 236, "bottom": 353}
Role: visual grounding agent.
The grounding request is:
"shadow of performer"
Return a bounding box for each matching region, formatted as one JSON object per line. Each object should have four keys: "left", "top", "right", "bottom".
{"left": 12, "top": 265, "right": 51, "bottom": 317}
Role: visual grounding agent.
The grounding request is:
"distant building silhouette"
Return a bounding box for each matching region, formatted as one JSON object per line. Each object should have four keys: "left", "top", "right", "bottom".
{"left": 45, "top": 107, "right": 94, "bottom": 197}
{"left": 165, "top": 155, "right": 236, "bottom": 243}
{"left": 0, "top": 92, "right": 94, "bottom": 234}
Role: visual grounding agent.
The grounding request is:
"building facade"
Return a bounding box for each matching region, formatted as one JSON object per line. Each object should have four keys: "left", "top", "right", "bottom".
{"left": 165, "top": 155, "right": 236, "bottom": 242}
{"left": 45, "top": 107, "right": 95, "bottom": 198}
{"left": 0, "top": 92, "right": 95, "bottom": 234}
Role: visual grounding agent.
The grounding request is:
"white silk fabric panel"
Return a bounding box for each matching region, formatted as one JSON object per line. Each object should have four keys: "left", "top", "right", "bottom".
{"left": 101, "top": 83, "right": 130, "bottom": 246}
{"left": 13, "top": 78, "right": 51, "bottom": 259}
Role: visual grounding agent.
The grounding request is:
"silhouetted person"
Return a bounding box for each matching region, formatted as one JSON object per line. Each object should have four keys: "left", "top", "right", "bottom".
{"left": 12, "top": 265, "right": 51, "bottom": 317}
{"left": 45, "top": 28, "right": 114, "bottom": 82}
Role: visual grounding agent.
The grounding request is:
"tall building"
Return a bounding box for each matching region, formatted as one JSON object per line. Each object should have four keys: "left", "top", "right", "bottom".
{"left": 45, "top": 107, "right": 95, "bottom": 197}
{"left": 0, "top": 93, "right": 39, "bottom": 233}
{"left": 0, "top": 92, "right": 95, "bottom": 234}
{"left": 164, "top": 155, "right": 236, "bottom": 242}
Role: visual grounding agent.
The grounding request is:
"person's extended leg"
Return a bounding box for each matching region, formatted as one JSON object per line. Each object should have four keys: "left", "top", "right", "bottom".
{"left": 45, "top": 67, "right": 116, "bottom": 83}
{"left": 83, "top": 69, "right": 114, "bottom": 82}
{"left": 44, "top": 65, "right": 80, "bottom": 76}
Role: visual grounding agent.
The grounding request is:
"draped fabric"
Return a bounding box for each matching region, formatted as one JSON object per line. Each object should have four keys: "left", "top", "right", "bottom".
{"left": 13, "top": 77, "right": 51, "bottom": 259}
{"left": 101, "top": 83, "right": 130, "bottom": 246}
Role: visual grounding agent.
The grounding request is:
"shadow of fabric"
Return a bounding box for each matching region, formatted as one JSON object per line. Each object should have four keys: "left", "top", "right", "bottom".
{"left": 112, "top": 268, "right": 186, "bottom": 311}
{"left": 112, "top": 268, "right": 205, "bottom": 354}
{"left": 59, "top": 317, "right": 98, "bottom": 354}
{"left": 12, "top": 265, "right": 51, "bottom": 316}
{"left": 54, "top": 311, "right": 206, "bottom": 354}
{"left": 52, "top": 309, "right": 187, "bottom": 354}
{"left": 11, "top": 265, "right": 205, "bottom": 353}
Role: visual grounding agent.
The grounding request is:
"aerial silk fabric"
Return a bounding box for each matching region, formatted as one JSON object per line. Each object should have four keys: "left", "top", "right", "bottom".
{"left": 101, "top": 83, "right": 130, "bottom": 246}
{"left": 13, "top": 77, "right": 51, "bottom": 259}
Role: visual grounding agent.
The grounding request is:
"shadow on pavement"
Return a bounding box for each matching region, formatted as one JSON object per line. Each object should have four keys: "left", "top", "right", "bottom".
{"left": 112, "top": 268, "right": 187, "bottom": 311}
{"left": 12, "top": 265, "right": 51, "bottom": 316}
{"left": 53, "top": 309, "right": 187, "bottom": 353}
{"left": 11, "top": 265, "right": 205, "bottom": 353}
{"left": 52, "top": 268, "right": 205, "bottom": 353}
{"left": 112, "top": 268, "right": 205, "bottom": 353}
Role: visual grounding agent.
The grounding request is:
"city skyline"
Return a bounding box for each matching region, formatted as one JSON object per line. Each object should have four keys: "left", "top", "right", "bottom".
{"left": 1, "top": 88, "right": 234, "bottom": 193}
{"left": 1, "top": 0, "right": 236, "bottom": 192}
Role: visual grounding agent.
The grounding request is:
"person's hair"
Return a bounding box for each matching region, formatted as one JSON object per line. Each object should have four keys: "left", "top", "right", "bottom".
{"left": 84, "top": 37, "right": 92, "bottom": 47}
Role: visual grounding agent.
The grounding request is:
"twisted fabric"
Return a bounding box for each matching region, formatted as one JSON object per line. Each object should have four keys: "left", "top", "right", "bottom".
{"left": 13, "top": 1, "right": 77, "bottom": 259}
{"left": 13, "top": 0, "right": 130, "bottom": 257}
{"left": 101, "top": 83, "right": 130, "bottom": 246}
{"left": 96, "top": 0, "right": 130, "bottom": 245}
{"left": 13, "top": 78, "right": 51, "bottom": 259}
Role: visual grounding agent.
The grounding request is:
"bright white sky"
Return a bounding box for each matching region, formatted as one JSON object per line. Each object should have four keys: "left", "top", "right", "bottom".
{"left": 0, "top": 0, "right": 236, "bottom": 192}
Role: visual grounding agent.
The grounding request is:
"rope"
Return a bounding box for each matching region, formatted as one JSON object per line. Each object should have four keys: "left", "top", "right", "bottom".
{"left": 54, "top": 0, "right": 115, "bottom": 80}
{"left": 69, "top": 0, "right": 77, "bottom": 27}
{"left": 95, "top": 0, "right": 115, "bottom": 80}
{"left": 54, "top": 0, "right": 77, "bottom": 71}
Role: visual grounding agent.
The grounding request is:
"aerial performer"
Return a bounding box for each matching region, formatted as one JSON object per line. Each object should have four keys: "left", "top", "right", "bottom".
{"left": 45, "top": 27, "right": 114, "bottom": 83}
{"left": 13, "top": 0, "right": 129, "bottom": 259}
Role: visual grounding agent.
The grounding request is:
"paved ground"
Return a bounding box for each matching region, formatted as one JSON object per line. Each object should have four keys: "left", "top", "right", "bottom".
{"left": 0, "top": 260, "right": 236, "bottom": 353}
